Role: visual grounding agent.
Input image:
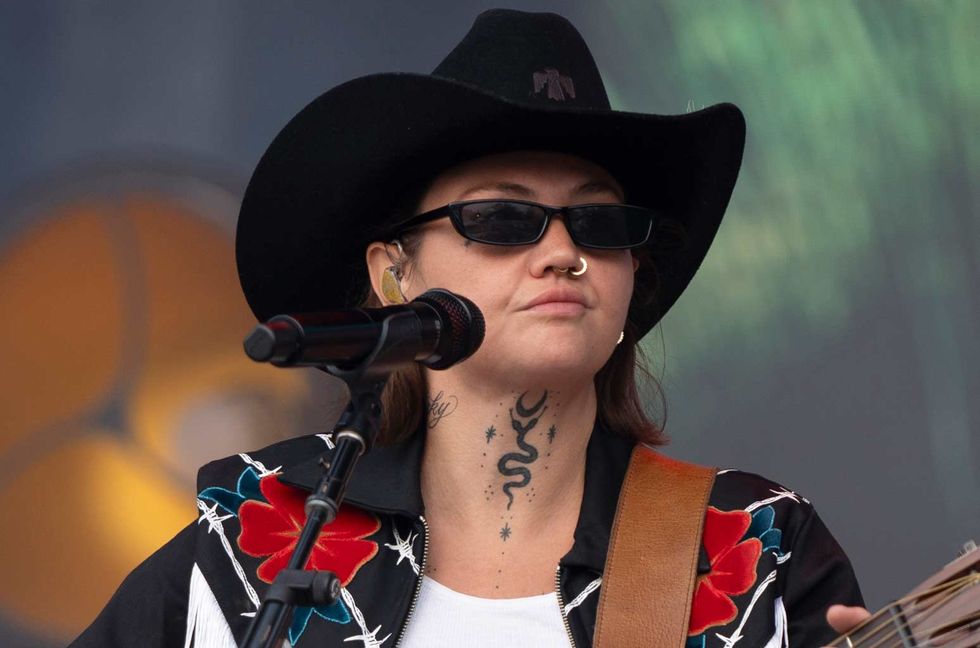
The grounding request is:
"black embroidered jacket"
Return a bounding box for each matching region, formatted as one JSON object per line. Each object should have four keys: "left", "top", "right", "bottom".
{"left": 71, "top": 426, "right": 863, "bottom": 647}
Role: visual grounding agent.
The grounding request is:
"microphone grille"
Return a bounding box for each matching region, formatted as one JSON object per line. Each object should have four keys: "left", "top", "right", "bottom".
{"left": 415, "top": 289, "right": 485, "bottom": 370}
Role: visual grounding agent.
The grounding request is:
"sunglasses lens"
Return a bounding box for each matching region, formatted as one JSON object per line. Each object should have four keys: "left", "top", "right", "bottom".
{"left": 448, "top": 201, "right": 655, "bottom": 248}
{"left": 456, "top": 202, "right": 546, "bottom": 244}
{"left": 568, "top": 205, "right": 654, "bottom": 249}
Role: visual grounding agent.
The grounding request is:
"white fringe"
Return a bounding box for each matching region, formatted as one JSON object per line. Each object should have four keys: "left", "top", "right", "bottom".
{"left": 185, "top": 563, "right": 239, "bottom": 648}
{"left": 716, "top": 570, "right": 778, "bottom": 647}
{"left": 762, "top": 597, "right": 788, "bottom": 648}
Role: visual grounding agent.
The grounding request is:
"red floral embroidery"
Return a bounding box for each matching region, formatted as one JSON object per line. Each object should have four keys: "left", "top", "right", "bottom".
{"left": 688, "top": 507, "right": 762, "bottom": 636}
{"left": 238, "top": 475, "right": 381, "bottom": 585}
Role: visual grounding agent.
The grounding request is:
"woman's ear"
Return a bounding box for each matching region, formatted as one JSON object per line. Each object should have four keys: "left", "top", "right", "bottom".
{"left": 365, "top": 241, "right": 392, "bottom": 303}
{"left": 365, "top": 240, "right": 407, "bottom": 304}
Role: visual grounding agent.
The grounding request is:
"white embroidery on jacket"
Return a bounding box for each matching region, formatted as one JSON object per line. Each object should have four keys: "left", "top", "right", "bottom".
{"left": 238, "top": 452, "right": 281, "bottom": 477}
{"left": 197, "top": 499, "right": 260, "bottom": 610}
{"left": 744, "top": 488, "right": 806, "bottom": 513}
{"left": 341, "top": 586, "right": 392, "bottom": 647}
{"left": 715, "top": 569, "right": 779, "bottom": 647}
{"left": 562, "top": 577, "right": 602, "bottom": 617}
{"left": 384, "top": 526, "right": 420, "bottom": 574}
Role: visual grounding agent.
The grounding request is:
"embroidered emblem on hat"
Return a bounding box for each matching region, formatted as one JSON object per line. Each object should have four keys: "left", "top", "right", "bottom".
{"left": 532, "top": 68, "right": 576, "bottom": 101}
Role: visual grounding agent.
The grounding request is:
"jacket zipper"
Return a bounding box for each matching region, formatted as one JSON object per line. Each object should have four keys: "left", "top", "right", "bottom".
{"left": 394, "top": 515, "right": 430, "bottom": 647}
{"left": 394, "top": 523, "right": 575, "bottom": 647}
{"left": 554, "top": 564, "right": 577, "bottom": 647}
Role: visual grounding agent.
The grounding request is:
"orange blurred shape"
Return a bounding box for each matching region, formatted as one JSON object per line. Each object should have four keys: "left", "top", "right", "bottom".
{"left": 0, "top": 180, "right": 313, "bottom": 641}
{"left": 0, "top": 434, "right": 189, "bottom": 635}
{"left": 0, "top": 206, "right": 124, "bottom": 455}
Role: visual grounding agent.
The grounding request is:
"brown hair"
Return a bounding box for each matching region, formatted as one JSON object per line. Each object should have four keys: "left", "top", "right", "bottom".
{"left": 360, "top": 223, "right": 669, "bottom": 447}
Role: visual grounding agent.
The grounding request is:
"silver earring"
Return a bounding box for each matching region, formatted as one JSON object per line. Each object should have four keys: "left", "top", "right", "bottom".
{"left": 553, "top": 257, "right": 588, "bottom": 276}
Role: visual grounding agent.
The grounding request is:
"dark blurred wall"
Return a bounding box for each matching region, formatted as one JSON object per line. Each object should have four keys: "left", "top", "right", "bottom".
{"left": 1, "top": 2, "right": 977, "bottom": 645}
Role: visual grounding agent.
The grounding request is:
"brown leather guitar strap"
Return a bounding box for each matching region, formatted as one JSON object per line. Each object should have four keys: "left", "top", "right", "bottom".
{"left": 593, "top": 446, "right": 716, "bottom": 647}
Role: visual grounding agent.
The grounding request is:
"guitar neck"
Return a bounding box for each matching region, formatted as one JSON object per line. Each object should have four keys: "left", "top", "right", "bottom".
{"left": 829, "top": 543, "right": 980, "bottom": 648}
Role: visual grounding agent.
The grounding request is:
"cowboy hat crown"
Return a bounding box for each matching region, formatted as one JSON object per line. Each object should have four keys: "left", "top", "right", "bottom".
{"left": 432, "top": 9, "right": 610, "bottom": 109}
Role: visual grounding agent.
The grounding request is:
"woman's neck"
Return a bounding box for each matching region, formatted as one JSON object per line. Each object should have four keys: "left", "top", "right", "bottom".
{"left": 417, "top": 372, "right": 596, "bottom": 595}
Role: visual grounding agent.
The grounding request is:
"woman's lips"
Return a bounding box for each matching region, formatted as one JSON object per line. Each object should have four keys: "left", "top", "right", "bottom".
{"left": 526, "top": 301, "right": 587, "bottom": 315}
{"left": 523, "top": 288, "right": 588, "bottom": 315}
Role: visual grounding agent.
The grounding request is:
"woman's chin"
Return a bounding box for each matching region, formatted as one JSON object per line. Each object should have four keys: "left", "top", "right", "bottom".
{"left": 451, "top": 325, "right": 617, "bottom": 386}
{"left": 479, "top": 351, "right": 610, "bottom": 387}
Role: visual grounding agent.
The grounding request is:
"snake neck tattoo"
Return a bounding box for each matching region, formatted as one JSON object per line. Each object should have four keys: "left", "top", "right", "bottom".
{"left": 496, "top": 390, "right": 548, "bottom": 510}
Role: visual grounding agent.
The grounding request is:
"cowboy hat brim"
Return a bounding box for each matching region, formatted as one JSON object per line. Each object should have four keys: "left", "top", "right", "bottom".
{"left": 236, "top": 72, "right": 745, "bottom": 336}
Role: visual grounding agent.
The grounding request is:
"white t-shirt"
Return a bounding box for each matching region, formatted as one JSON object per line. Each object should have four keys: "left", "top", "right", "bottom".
{"left": 398, "top": 575, "right": 573, "bottom": 647}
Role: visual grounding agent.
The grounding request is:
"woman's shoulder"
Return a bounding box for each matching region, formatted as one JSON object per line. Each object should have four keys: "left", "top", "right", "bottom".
{"left": 195, "top": 433, "right": 332, "bottom": 492}
{"left": 710, "top": 467, "right": 812, "bottom": 505}
{"left": 684, "top": 466, "right": 863, "bottom": 644}
{"left": 704, "top": 467, "right": 826, "bottom": 540}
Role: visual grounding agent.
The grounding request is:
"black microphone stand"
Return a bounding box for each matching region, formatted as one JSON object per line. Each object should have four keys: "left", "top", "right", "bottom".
{"left": 241, "top": 310, "right": 429, "bottom": 648}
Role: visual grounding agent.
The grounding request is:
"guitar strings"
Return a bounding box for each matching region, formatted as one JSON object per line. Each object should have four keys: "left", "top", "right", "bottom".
{"left": 849, "top": 577, "right": 976, "bottom": 648}
{"left": 849, "top": 574, "right": 980, "bottom": 648}
{"left": 832, "top": 590, "right": 924, "bottom": 647}
{"left": 867, "top": 576, "right": 979, "bottom": 648}
{"left": 837, "top": 573, "right": 978, "bottom": 648}
{"left": 912, "top": 609, "right": 980, "bottom": 646}
{"left": 835, "top": 572, "right": 976, "bottom": 647}
{"left": 861, "top": 611, "right": 980, "bottom": 648}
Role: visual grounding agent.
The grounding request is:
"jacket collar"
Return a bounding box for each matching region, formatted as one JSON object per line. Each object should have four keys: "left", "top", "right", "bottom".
{"left": 278, "top": 423, "right": 635, "bottom": 574}
{"left": 278, "top": 428, "right": 427, "bottom": 516}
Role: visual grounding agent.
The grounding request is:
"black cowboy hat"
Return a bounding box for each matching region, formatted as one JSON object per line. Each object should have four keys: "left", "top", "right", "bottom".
{"left": 237, "top": 9, "right": 744, "bottom": 338}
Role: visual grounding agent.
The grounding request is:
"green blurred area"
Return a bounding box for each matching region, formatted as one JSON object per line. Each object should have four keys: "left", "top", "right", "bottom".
{"left": 601, "top": 1, "right": 979, "bottom": 371}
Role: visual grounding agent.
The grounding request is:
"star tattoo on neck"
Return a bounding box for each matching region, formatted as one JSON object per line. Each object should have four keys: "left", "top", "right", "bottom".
{"left": 499, "top": 523, "right": 512, "bottom": 541}
{"left": 547, "top": 424, "right": 557, "bottom": 443}
{"left": 485, "top": 425, "right": 496, "bottom": 443}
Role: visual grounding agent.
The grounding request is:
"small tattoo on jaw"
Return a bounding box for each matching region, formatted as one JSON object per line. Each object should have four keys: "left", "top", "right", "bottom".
{"left": 547, "top": 424, "right": 557, "bottom": 443}
{"left": 499, "top": 523, "right": 512, "bottom": 541}
{"left": 427, "top": 390, "right": 458, "bottom": 428}
{"left": 485, "top": 425, "right": 496, "bottom": 443}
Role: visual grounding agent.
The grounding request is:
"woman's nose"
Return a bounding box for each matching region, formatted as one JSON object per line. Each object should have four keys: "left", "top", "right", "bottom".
{"left": 529, "top": 214, "right": 581, "bottom": 276}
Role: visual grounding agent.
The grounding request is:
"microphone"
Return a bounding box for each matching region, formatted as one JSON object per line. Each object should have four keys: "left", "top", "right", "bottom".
{"left": 243, "top": 289, "right": 485, "bottom": 370}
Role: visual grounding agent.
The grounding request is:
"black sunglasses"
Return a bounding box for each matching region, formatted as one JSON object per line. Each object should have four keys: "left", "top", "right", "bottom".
{"left": 394, "top": 199, "right": 658, "bottom": 249}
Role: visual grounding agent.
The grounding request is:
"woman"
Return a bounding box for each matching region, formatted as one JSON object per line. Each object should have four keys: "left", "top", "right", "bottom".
{"left": 72, "top": 9, "right": 868, "bottom": 647}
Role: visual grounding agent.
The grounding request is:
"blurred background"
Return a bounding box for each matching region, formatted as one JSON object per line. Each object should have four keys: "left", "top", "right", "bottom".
{"left": 1, "top": 1, "right": 977, "bottom": 645}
